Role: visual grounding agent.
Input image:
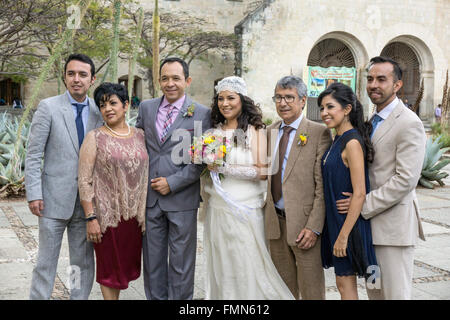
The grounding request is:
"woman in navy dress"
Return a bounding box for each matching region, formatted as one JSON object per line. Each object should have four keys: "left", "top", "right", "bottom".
{"left": 318, "top": 83, "right": 378, "bottom": 300}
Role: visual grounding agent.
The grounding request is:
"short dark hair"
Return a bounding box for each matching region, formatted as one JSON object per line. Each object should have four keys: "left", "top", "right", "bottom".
{"left": 369, "top": 56, "right": 403, "bottom": 81}
{"left": 93, "top": 82, "right": 129, "bottom": 109}
{"left": 64, "top": 53, "right": 96, "bottom": 77}
{"left": 159, "top": 57, "right": 189, "bottom": 79}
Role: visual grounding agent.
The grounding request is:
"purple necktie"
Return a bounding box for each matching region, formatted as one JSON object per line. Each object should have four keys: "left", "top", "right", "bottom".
{"left": 160, "top": 104, "right": 175, "bottom": 142}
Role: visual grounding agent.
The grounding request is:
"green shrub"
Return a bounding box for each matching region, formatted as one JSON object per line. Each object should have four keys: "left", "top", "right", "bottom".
{"left": 430, "top": 123, "right": 450, "bottom": 148}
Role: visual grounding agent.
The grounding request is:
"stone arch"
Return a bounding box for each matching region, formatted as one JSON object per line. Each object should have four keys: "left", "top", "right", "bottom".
{"left": 312, "top": 31, "right": 369, "bottom": 70}
{"left": 305, "top": 31, "right": 369, "bottom": 121}
{"left": 381, "top": 35, "right": 435, "bottom": 121}
{"left": 118, "top": 75, "right": 143, "bottom": 104}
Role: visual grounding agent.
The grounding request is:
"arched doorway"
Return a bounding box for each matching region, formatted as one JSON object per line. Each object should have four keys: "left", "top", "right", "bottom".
{"left": 306, "top": 38, "right": 356, "bottom": 121}
{"left": 0, "top": 78, "right": 21, "bottom": 106}
{"left": 381, "top": 42, "right": 420, "bottom": 113}
{"left": 380, "top": 36, "right": 435, "bottom": 121}
{"left": 118, "top": 75, "right": 142, "bottom": 107}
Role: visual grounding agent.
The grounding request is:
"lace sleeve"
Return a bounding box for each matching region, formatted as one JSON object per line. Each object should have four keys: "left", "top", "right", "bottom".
{"left": 78, "top": 130, "right": 97, "bottom": 202}
{"left": 216, "top": 162, "right": 258, "bottom": 180}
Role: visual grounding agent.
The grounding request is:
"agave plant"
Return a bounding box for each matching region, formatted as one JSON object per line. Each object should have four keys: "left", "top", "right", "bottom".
{"left": 419, "top": 135, "right": 450, "bottom": 188}
{"left": 0, "top": 112, "right": 30, "bottom": 198}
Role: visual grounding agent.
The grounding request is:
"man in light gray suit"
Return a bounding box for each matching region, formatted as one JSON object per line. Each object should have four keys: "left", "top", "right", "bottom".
{"left": 136, "top": 57, "right": 211, "bottom": 300}
{"left": 25, "top": 54, "right": 103, "bottom": 299}
{"left": 337, "top": 56, "right": 426, "bottom": 299}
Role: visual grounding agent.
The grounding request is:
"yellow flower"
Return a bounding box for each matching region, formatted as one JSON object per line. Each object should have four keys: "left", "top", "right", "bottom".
{"left": 204, "top": 136, "right": 214, "bottom": 144}
{"left": 220, "top": 145, "right": 227, "bottom": 154}
{"left": 298, "top": 133, "right": 308, "bottom": 146}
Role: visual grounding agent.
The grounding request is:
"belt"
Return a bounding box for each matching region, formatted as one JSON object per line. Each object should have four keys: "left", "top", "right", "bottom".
{"left": 275, "top": 207, "right": 286, "bottom": 218}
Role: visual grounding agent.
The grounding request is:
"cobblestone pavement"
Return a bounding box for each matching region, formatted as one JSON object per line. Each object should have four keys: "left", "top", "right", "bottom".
{"left": 1, "top": 170, "right": 449, "bottom": 300}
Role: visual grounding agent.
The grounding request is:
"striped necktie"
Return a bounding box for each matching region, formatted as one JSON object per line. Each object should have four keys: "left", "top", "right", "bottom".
{"left": 160, "top": 104, "right": 176, "bottom": 142}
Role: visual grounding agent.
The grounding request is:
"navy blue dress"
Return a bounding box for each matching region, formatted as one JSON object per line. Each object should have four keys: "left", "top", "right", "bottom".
{"left": 321, "top": 128, "right": 377, "bottom": 278}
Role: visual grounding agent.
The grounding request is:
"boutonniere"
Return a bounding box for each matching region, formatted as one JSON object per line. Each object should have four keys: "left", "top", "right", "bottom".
{"left": 298, "top": 133, "right": 308, "bottom": 146}
{"left": 183, "top": 103, "right": 195, "bottom": 118}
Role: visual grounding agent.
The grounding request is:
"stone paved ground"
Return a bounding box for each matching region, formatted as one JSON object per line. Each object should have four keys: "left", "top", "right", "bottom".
{"left": 1, "top": 168, "right": 449, "bottom": 300}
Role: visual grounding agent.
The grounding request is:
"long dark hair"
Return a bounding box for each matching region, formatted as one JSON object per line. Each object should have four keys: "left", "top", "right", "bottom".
{"left": 211, "top": 93, "right": 265, "bottom": 132}
{"left": 318, "top": 82, "right": 374, "bottom": 163}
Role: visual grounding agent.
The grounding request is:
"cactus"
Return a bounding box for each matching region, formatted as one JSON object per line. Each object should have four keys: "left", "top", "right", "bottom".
{"left": 127, "top": 7, "right": 144, "bottom": 120}
{"left": 419, "top": 135, "right": 450, "bottom": 188}
{"left": 152, "top": 0, "right": 161, "bottom": 97}
{"left": 107, "top": 0, "right": 122, "bottom": 83}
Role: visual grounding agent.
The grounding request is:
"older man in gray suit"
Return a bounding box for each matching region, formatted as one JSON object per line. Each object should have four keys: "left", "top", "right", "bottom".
{"left": 136, "top": 57, "right": 211, "bottom": 300}
{"left": 25, "top": 54, "right": 103, "bottom": 299}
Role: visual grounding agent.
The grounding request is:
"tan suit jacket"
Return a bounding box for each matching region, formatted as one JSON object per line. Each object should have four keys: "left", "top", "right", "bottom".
{"left": 362, "top": 101, "right": 426, "bottom": 246}
{"left": 265, "top": 117, "right": 332, "bottom": 246}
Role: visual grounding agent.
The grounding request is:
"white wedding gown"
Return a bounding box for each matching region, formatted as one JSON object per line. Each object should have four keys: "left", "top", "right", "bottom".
{"left": 203, "top": 131, "right": 294, "bottom": 300}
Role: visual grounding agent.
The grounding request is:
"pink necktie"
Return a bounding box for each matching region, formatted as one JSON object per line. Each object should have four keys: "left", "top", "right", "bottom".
{"left": 160, "top": 104, "right": 175, "bottom": 142}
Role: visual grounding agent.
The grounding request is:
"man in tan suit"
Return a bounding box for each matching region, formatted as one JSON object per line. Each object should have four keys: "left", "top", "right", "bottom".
{"left": 265, "top": 76, "right": 332, "bottom": 299}
{"left": 337, "top": 56, "right": 426, "bottom": 299}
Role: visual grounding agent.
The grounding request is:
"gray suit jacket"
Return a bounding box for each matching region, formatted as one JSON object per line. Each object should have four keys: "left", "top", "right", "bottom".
{"left": 361, "top": 100, "right": 426, "bottom": 246}
{"left": 136, "top": 95, "right": 211, "bottom": 211}
{"left": 25, "top": 93, "right": 103, "bottom": 220}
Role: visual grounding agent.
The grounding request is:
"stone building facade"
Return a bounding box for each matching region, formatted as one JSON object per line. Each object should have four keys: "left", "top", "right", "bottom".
{"left": 12, "top": 0, "right": 256, "bottom": 108}
{"left": 236, "top": 0, "right": 449, "bottom": 123}
{"left": 118, "top": 0, "right": 258, "bottom": 107}
{"left": 8, "top": 0, "right": 449, "bottom": 125}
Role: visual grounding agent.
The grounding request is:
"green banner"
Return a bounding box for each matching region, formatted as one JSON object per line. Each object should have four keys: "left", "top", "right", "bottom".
{"left": 306, "top": 66, "right": 356, "bottom": 98}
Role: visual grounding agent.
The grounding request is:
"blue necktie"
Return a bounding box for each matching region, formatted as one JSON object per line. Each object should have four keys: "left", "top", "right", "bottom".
{"left": 75, "top": 103, "right": 86, "bottom": 147}
{"left": 370, "top": 114, "right": 383, "bottom": 138}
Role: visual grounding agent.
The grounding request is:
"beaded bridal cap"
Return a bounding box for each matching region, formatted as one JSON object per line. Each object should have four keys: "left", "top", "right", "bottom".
{"left": 215, "top": 76, "right": 248, "bottom": 96}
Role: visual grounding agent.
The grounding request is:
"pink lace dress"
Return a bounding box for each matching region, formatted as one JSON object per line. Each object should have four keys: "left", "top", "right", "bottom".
{"left": 79, "top": 127, "right": 149, "bottom": 289}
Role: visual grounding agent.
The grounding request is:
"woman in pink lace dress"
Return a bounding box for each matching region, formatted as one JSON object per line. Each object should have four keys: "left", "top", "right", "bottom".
{"left": 78, "top": 83, "right": 148, "bottom": 300}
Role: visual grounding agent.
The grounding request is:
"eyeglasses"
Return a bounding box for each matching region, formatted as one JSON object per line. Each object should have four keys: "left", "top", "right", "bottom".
{"left": 272, "top": 95, "right": 296, "bottom": 103}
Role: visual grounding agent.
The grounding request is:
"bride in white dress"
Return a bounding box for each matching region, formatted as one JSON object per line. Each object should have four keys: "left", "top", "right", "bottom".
{"left": 201, "top": 76, "right": 294, "bottom": 300}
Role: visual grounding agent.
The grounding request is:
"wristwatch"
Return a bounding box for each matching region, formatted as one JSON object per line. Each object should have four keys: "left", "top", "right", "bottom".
{"left": 84, "top": 214, "right": 97, "bottom": 222}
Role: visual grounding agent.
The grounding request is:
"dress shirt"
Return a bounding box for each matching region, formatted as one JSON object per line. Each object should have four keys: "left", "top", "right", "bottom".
{"left": 371, "top": 96, "right": 399, "bottom": 137}
{"left": 272, "top": 113, "right": 320, "bottom": 236}
{"left": 66, "top": 91, "right": 89, "bottom": 136}
{"left": 156, "top": 95, "right": 185, "bottom": 137}
{"left": 273, "top": 113, "right": 303, "bottom": 210}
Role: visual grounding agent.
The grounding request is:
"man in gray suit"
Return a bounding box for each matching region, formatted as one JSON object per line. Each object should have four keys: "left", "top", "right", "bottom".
{"left": 336, "top": 56, "right": 426, "bottom": 299}
{"left": 136, "top": 57, "right": 211, "bottom": 300}
{"left": 25, "top": 53, "right": 103, "bottom": 299}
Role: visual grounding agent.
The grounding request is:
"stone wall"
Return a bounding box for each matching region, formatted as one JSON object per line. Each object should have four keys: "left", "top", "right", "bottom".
{"left": 21, "top": 0, "right": 256, "bottom": 107}
{"left": 18, "top": 0, "right": 449, "bottom": 118}
{"left": 238, "top": 0, "right": 450, "bottom": 121}
{"left": 115, "top": 0, "right": 260, "bottom": 105}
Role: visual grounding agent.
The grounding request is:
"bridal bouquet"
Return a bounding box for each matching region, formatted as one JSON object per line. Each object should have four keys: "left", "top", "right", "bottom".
{"left": 190, "top": 131, "right": 232, "bottom": 167}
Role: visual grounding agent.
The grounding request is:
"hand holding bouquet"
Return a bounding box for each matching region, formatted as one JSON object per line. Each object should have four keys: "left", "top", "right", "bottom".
{"left": 190, "top": 131, "right": 232, "bottom": 178}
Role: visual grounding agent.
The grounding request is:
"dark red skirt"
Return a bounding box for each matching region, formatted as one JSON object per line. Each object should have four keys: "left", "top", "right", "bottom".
{"left": 94, "top": 217, "right": 142, "bottom": 290}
